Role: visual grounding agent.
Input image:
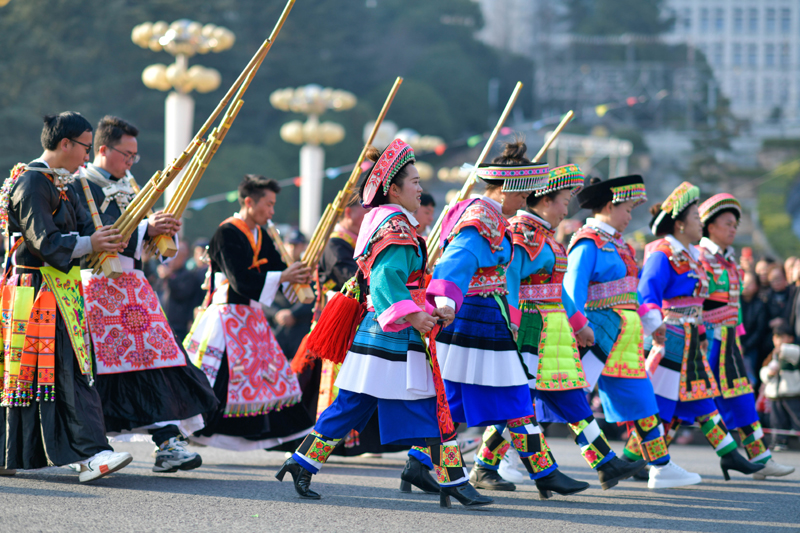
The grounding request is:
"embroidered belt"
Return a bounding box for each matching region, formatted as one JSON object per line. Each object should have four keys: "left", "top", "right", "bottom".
{"left": 466, "top": 266, "right": 508, "bottom": 298}
{"left": 585, "top": 277, "right": 638, "bottom": 310}
{"left": 519, "top": 283, "right": 562, "bottom": 303}
{"left": 663, "top": 305, "right": 703, "bottom": 325}
{"left": 702, "top": 305, "right": 738, "bottom": 327}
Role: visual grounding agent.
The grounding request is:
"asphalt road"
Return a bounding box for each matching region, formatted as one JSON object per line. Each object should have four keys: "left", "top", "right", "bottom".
{"left": 1, "top": 438, "right": 798, "bottom": 533}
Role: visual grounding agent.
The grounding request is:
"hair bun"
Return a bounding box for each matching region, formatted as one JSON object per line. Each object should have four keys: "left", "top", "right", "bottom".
{"left": 43, "top": 114, "right": 56, "bottom": 125}
{"left": 649, "top": 203, "right": 663, "bottom": 217}
{"left": 501, "top": 140, "right": 527, "bottom": 161}
{"left": 588, "top": 177, "right": 602, "bottom": 185}
{"left": 365, "top": 145, "right": 381, "bottom": 163}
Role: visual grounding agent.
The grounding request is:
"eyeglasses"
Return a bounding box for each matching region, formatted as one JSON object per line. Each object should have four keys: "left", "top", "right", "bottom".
{"left": 70, "top": 138, "right": 92, "bottom": 155}
{"left": 108, "top": 145, "right": 141, "bottom": 165}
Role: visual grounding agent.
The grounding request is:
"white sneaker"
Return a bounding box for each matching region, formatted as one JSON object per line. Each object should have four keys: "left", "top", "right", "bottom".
{"left": 79, "top": 451, "right": 132, "bottom": 483}
{"left": 647, "top": 461, "right": 702, "bottom": 489}
{"left": 153, "top": 437, "right": 202, "bottom": 473}
{"left": 753, "top": 458, "right": 795, "bottom": 479}
{"left": 498, "top": 450, "right": 525, "bottom": 484}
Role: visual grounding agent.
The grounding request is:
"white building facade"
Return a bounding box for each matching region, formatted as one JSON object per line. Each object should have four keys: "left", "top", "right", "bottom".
{"left": 663, "top": 1, "right": 800, "bottom": 123}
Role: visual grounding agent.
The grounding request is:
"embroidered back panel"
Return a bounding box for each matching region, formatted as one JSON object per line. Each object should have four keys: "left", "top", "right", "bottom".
{"left": 514, "top": 215, "right": 567, "bottom": 289}
{"left": 356, "top": 214, "right": 421, "bottom": 277}
{"left": 447, "top": 199, "right": 509, "bottom": 253}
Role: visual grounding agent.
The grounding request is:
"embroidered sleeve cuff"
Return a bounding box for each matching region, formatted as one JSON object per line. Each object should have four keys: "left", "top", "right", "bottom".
{"left": 258, "top": 271, "right": 282, "bottom": 307}
{"left": 426, "top": 279, "right": 464, "bottom": 312}
{"left": 508, "top": 305, "right": 522, "bottom": 328}
{"left": 70, "top": 235, "right": 92, "bottom": 259}
{"left": 568, "top": 311, "right": 588, "bottom": 333}
{"left": 736, "top": 324, "right": 746, "bottom": 337}
{"left": 378, "top": 299, "right": 420, "bottom": 332}
{"left": 640, "top": 308, "right": 663, "bottom": 337}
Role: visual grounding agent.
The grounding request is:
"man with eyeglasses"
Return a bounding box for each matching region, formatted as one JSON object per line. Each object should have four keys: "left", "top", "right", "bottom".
{"left": 71, "top": 115, "right": 218, "bottom": 475}
{"left": 0, "top": 111, "right": 132, "bottom": 482}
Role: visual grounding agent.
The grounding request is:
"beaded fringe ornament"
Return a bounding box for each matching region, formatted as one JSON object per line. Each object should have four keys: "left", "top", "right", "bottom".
{"left": 535, "top": 164, "right": 584, "bottom": 197}
{"left": 610, "top": 183, "right": 647, "bottom": 207}
{"left": 661, "top": 181, "right": 699, "bottom": 218}
{"left": 698, "top": 193, "right": 741, "bottom": 225}
{"left": 476, "top": 163, "right": 549, "bottom": 193}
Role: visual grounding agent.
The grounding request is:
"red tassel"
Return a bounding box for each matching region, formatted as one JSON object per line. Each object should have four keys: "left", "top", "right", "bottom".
{"left": 290, "top": 334, "right": 312, "bottom": 374}
{"left": 305, "top": 292, "right": 365, "bottom": 364}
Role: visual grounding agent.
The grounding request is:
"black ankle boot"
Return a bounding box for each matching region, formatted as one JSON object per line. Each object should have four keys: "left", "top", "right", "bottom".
{"left": 622, "top": 456, "right": 650, "bottom": 481}
{"left": 534, "top": 469, "right": 590, "bottom": 500}
{"left": 468, "top": 464, "right": 516, "bottom": 491}
{"left": 400, "top": 456, "right": 439, "bottom": 494}
{"left": 720, "top": 449, "right": 765, "bottom": 480}
{"left": 275, "top": 457, "right": 321, "bottom": 499}
{"left": 596, "top": 456, "right": 648, "bottom": 490}
{"left": 440, "top": 482, "right": 493, "bottom": 508}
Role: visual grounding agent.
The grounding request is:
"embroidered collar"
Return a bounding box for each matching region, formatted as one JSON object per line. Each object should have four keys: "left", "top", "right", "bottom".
{"left": 587, "top": 218, "right": 620, "bottom": 239}
{"left": 479, "top": 195, "right": 504, "bottom": 218}
{"left": 665, "top": 234, "right": 700, "bottom": 262}
{"left": 524, "top": 210, "right": 552, "bottom": 229}
{"left": 229, "top": 212, "right": 268, "bottom": 271}
{"left": 330, "top": 223, "right": 357, "bottom": 249}
{"left": 386, "top": 203, "right": 419, "bottom": 227}
{"left": 699, "top": 237, "right": 735, "bottom": 261}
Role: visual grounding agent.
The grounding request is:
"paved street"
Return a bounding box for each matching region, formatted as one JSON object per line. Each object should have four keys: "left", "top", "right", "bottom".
{"left": 1, "top": 438, "right": 798, "bottom": 533}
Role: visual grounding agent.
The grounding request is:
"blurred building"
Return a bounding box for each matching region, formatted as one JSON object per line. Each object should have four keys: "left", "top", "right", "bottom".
{"left": 663, "top": 2, "right": 800, "bottom": 124}
{"left": 476, "top": 0, "right": 800, "bottom": 126}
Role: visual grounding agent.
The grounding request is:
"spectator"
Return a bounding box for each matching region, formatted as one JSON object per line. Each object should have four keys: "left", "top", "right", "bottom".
{"left": 264, "top": 229, "right": 313, "bottom": 359}
{"left": 740, "top": 247, "right": 755, "bottom": 274}
{"left": 766, "top": 267, "right": 796, "bottom": 327}
{"left": 756, "top": 256, "right": 777, "bottom": 300}
{"left": 415, "top": 193, "right": 436, "bottom": 235}
{"left": 157, "top": 241, "right": 205, "bottom": 342}
{"left": 785, "top": 257, "right": 799, "bottom": 284}
{"left": 741, "top": 272, "right": 768, "bottom": 385}
{"left": 760, "top": 321, "right": 800, "bottom": 451}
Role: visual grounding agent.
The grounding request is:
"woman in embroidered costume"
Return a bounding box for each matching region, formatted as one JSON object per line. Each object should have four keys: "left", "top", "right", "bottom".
{"left": 428, "top": 142, "right": 588, "bottom": 500}
{"left": 564, "top": 175, "right": 700, "bottom": 489}
{"left": 72, "top": 116, "right": 218, "bottom": 474}
{"left": 697, "top": 194, "right": 794, "bottom": 479}
{"left": 0, "top": 112, "right": 132, "bottom": 481}
{"left": 470, "top": 160, "right": 646, "bottom": 497}
{"left": 276, "top": 140, "right": 491, "bottom": 509}
{"left": 638, "top": 182, "right": 763, "bottom": 480}
{"left": 184, "top": 175, "right": 313, "bottom": 451}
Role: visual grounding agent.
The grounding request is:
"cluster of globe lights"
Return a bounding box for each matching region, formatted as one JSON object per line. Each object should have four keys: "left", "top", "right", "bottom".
{"left": 270, "top": 85, "right": 358, "bottom": 146}
{"left": 131, "top": 19, "right": 235, "bottom": 94}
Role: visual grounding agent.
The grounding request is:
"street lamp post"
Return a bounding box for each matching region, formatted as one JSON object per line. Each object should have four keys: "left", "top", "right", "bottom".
{"left": 270, "top": 85, "right": 356, "bottom": 237}
{"left": 131, "top": 19, "right": 234, "bottom": 204}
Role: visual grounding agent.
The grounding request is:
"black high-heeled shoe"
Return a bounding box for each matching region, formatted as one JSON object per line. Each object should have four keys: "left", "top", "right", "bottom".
{"left": 400, "top": 456, "right": 440, "bottom": 494}
{"left": 720, "top": 449, "right": 765, "bottom": 481}
{"left": 596, "top": 456, "right": 648, "bottom": 489}
{"left": 439, "top": 482, "right": 493, "bottom": 508}
{"left": 534, "top": 469, "right": 590, "bottom": 500}
{"left": 275, "top": 457, "right": 321, "bottom": 499}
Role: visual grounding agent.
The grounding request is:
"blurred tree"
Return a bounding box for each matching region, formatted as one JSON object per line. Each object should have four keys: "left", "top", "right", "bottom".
{"left": 0, "top": 0, "right": 530, "bottom": 243}
{"left": 565, "top": 0, "right": 673, "bottom": 36}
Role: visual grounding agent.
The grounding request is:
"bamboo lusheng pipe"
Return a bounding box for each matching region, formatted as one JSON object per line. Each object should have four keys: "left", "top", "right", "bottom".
{"left": 79, "top": 177, "right": 124, "bottom": 279}
{"left": 302, "top": 77, "right": 404, "bottom": 267}
{"left": 425, "top": 82, "right": 525, "bottom": 263}
{"left": 150, "top": 91, "right": 246, "bottom": 257}
{"left": 88, "top": 0, "right": 296, "bottom": 269}
{"left": 266, "top": 221, "right": 315, "bottom": 305}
